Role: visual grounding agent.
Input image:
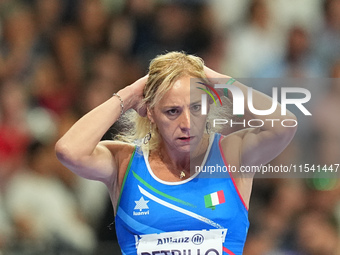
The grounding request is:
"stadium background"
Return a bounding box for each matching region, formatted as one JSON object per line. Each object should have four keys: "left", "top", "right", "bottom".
{"left": 0, "top": 0, "right": 339, "bottom": 254}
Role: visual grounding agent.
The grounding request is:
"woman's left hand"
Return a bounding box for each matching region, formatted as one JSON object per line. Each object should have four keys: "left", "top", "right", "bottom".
{"left": 203, "top": 66, "right": 232, "bottom": 99}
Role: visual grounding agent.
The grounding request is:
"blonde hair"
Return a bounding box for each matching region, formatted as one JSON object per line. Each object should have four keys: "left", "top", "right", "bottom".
{"left": 115, "top": 51, "right": 207, "bottom": 151}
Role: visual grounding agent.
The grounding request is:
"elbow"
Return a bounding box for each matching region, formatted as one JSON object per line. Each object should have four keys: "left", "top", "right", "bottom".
{"left": 267, "top": 112, "right": 298, "bottom": 145}
{"left": 55, "top": 139, "right": 75, "bottom": 166}
{"left": 55, "top": 139, "right": 92, "bottom": 170}
{"left": 283, "top": 111, "right": 298, "bottom": 136}
{"left": 282, "top": 123, "right": 297, "bottom": 145}
{"left": 276, "top": 115, "right": 298, "bottom": 145}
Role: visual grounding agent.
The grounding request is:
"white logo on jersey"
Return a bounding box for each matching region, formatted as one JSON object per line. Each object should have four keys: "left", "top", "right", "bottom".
{"left": 134, "top": 196, "right": 150, "bottom": 216}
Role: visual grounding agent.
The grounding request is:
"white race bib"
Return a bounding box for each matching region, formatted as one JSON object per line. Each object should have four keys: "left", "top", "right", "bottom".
{"left": 136, "top": 229, "right": 227, "bottom": 255}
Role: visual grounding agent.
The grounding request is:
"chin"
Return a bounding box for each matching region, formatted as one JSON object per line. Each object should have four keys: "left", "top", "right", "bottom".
{"left": 175, "top": 144, "right": 191, "bottom": 153}
{"left": 176, "top": 140, "right": 200, "bottom": 153}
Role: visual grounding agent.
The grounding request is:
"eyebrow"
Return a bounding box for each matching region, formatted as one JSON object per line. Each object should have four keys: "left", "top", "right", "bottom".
{"left": 162, "top": 101, "right": 201, "bottom": 109}
{"left": 190, "top": 100, "right": 201, "bottom": 105}
{"left": 162, "top": 105, "right": 181, "bottom": 109}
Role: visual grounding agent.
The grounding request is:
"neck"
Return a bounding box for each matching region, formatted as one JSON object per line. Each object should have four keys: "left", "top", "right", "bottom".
{"left": 159, "top": 146, "right": 190, "bottom": 172}
{"left": 157, "top": 134, "right": 210, "bottom": 176}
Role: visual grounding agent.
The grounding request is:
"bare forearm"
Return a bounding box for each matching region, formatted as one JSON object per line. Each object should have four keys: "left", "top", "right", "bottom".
{"left": 56, "top": 86, "right": 135, "bottom": 159}
{"left": 204, "top": 67, "right": 296, "bottom": 132}
{"left": 230, "top": 80, "right": 297, "bottom": 132}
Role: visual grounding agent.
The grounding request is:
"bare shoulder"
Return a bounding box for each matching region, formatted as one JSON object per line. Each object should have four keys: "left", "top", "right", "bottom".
{"left": 99, "top": 140, "right": 136, "bottom": 188}
{"left": 99, "top": 140, "right": 135, "bottom": 155}
{"left": 219, "top": 130, "right": 254, "bottom": 208}
{"left": 99, "top": 140, "right": 136, "bottom": 172}
{"left": 219, "top": 129, "right": 250, "bottom": 169}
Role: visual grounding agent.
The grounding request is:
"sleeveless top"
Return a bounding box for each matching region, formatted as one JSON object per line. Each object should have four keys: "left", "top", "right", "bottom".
{"left": 115, "top": 133, "right": 249, "bottom": 255}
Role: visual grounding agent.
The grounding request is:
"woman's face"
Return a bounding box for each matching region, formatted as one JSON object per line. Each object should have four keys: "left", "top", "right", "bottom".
{"left": 148, "top": 75, "right": 208, "bottom": 154}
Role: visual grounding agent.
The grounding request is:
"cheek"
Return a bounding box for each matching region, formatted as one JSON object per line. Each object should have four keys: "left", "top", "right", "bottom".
{"left": 154, "top": 117, "right": 176, "bottom": 135}
{"left": 191, "top": 116, "right": 207, "bottom": 130}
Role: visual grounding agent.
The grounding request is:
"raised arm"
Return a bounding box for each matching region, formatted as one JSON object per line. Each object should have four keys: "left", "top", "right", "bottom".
{"left": 55, "top": 75, "right": 148, "bottom": 185}
{"left": 204, "top": 67, "right": 297, "bottom": 171}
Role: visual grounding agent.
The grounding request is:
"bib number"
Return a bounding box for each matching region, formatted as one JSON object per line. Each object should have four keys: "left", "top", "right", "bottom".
{"left": 136, "top": 229, "right": 227, "bottom": 255}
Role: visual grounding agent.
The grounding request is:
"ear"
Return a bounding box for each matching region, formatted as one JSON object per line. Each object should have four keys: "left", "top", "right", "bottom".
{"left": 147, "top": 106, "right": 155, "bottom": 123}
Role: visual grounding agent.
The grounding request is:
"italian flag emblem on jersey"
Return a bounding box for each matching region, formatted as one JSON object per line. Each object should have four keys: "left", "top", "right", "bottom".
{"left": 204, "top": 190, "right": 225, "bottom": 210}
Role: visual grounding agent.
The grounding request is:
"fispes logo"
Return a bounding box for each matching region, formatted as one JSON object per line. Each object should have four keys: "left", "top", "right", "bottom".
{"left": 197, "top": 82, "right": 222, "bottom": 107}
{"left": 197, "top": 78, "right": 236, "bottom": 115}
{"left": 197, "top": 78, "right": 236, "bottom": 107}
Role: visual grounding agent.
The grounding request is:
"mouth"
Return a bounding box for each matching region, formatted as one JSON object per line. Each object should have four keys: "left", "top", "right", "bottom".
{"left": 178, "top": 136, "right": 194, "bottom": 142}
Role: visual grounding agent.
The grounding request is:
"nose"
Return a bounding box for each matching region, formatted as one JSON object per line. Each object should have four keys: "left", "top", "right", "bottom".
{"left": 179, "top": 109, "right": 190, "bottom": 131}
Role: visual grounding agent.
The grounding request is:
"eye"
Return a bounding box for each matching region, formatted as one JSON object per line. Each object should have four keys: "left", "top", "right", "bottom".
{"left": 166, "top": 108, "right": 179, "bottom": 116}
{"left": 191, "top": 104, "right": 201, "bottom": 112}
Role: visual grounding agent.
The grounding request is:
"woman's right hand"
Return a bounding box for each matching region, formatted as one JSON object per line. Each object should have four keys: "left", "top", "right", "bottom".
{"left": 55, "top": 74, "right": 149, "bottom": 184}
{"left": 125, "top": 74, "right": 149, "bottom": 117}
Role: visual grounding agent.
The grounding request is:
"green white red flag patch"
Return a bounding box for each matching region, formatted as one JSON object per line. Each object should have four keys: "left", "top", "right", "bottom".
{"left": 204, "top": 190, "right": 225, "bottom": 210}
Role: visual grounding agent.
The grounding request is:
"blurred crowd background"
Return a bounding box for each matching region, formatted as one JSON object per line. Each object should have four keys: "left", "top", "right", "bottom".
{"left": 0, "top": 0, "right": 339, "bottom": 254}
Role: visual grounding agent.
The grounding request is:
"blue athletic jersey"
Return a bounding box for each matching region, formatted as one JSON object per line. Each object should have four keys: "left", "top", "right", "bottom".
{"left": 115, "top": 133, "right": 249, "bottom": 255}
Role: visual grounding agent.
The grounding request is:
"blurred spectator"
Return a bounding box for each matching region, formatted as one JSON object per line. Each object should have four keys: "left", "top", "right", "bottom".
{"left": 30, "top": 56, "right": 74, "bottom": 115}
{"left": 77, "top": 0, "right": 109, "bottom": 50}
{"left": 209, "top": 0, "right": 249, "bottom": 29}
{"left": 52, "top": 25, "right": 84, "bottom": 88}
{"left": 245, "top": 179, "right": 308, "bottom": 255}
{"left": 89, "top": 50, "right": 130, "bottom": 89}
{"left": 78, "top": 78, "right": 117, "bottom": 116}
{"left": 123, "top": 0, "right": 156, "bottom": 63}
{"left": 242, "top": 222, "right": 277, "bottom": 255}
{"left": 33, "top": 0, "right": 64, "bottom": 45}
{"left": 4, "top": 143, "right": 96, "bottom": 254}
{"left": 256, "top": 26, "right": 323, "bottom": 78}
{"left": 132, "top": 1, "right": 216, "bottom": 68}
{"left": 124, "top": 0, "right": 156, "bottom": 18}
{"left": 0, "top": 193, "right": 13, "bottom": 251}
{"left": 223, "top": 0, "right": 285, "bottom": 77}
{"left": 295, "top": 210, "right": 339, "bottom": 255}
{"left": 306, "top": 184, "right": 340, "bottom": 217}
{"left": 0, "top": 0, "right": 339, "bottom": 254}
{"left": 269, "top": 210, "right": 340, "bottom": 255}
{"left": 108, "top": 14, "right": 135, "bottom": 56}
{"left": 267, "top": 0, "right": 323, "bottom": 33}
{"left": 314, "top": 0, "right": 340, "bottom": 73}
{"left": 312, "top": 61, "right": 340, "bottom": 165}
{"left": 0, "top": 80, "right": 31, "bottom": 188}
{"left": 0, "top": 3, "right": 43, "bottom": 83}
